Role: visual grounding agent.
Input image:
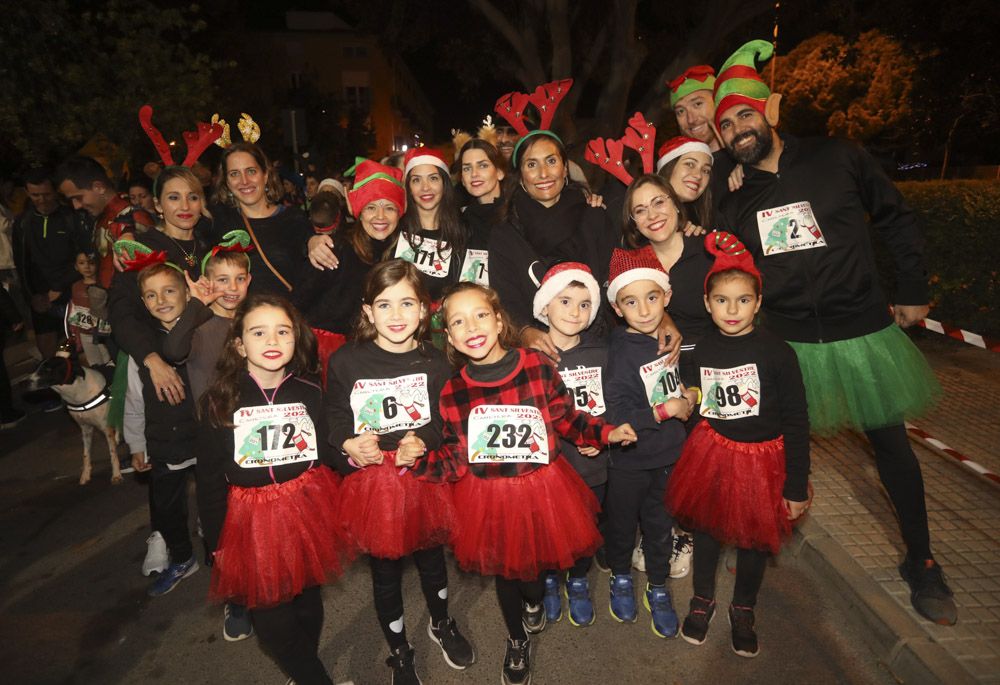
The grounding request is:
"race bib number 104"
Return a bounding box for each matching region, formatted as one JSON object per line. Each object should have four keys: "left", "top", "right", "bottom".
{"left": 467, "top": 404, "right": 550, "bottom": 464}
{"left": 640, "top": 355, "right": 683, "bottom": 407}
{"left": 233, "top": 402, "right": 318, "bottom": 468}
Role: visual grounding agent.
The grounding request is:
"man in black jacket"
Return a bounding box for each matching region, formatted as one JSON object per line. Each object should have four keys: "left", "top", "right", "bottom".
{"left": 714, "top": 40, "right": 957, "bottom": 626}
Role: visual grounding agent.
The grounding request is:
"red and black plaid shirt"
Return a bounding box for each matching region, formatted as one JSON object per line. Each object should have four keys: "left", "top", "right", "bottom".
{"left": 414, "top": 348, "right": 613, "bottom": 482}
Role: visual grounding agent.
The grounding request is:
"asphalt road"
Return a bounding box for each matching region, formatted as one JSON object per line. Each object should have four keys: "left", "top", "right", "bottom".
{"left": 0, "top": 404, "right": 898, "bottom": 685}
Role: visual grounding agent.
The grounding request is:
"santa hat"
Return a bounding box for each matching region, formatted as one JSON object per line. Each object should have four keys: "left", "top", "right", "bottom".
{"left": 668, "top": 65, "right": 716, "bottom": 107}
{"left": 703, "top": 231, "right": 761, "bottom": 292}
{"left": 318, "top": 177, "right": 346, "bottom": 198}
{"left": 713, "top": 40, "right": 774, "bottom": 128}
{"left": 655, "top": 136, "right": 714, "bottom": 173}
{"left": 346, "top": 159, "right": 406, "bottom": 218}
{"left": 403, "top": 147, "right": 451, "bottom": 178}
{"left": 607, "top": 246, "right": 671, "bottom": 304}
{"left": 532, "top": 262, "right": 601, "bottom": 327}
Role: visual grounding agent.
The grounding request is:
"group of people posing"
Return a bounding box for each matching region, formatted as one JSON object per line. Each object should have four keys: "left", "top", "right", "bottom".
{"left": 8, "top": 39, "right": 955, "bottom": 685}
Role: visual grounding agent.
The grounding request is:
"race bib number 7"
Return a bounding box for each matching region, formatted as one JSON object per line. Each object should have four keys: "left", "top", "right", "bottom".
{"left": 699, "top": 364, "right": 761, "bottom": 420}
{"left": 639, "top": 355, "right": 683, "bottom": 406}
{"left": 467, "top": 404, "right": 550, "bottom": 464}
{"left": 233, "top": 403, "right": 318, "bottom": 468}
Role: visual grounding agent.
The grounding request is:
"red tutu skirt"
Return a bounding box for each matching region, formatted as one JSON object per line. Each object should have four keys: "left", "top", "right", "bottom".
{"left": 312, "top": 328, "right": 347, "bottom": 390}
{"left": 667, "top": 422, "right": 791, "bottom": 554}
{"left": 338, "top": 455, "right": 456, "bottom": 559}
{"left": 451, "top": 457, "right": 602, "bottom": 580}
{"left": 210, "top": 466, "right": 356, "bottom": 608}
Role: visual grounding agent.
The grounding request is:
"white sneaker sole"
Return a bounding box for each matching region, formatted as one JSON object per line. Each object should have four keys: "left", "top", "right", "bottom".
{"left": 426, "top": 620, "right": 473, "bottom": 670}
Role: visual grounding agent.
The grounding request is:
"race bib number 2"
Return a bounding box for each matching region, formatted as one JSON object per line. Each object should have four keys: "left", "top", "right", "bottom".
{"left": 467, "top": 404, "right": 549, "bottom": 464}
{"left": 756, "top": 201, "right": 826, "bottom": 255}
{"left": 233, "top": 403, "right": 318, "bottom": 468}
{"left": 699, "top": 364, "right": 761, "bottom": 420}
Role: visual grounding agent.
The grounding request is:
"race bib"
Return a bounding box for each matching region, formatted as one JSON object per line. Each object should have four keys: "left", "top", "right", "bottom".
{"left": 350, "top": 373, "right": 431, "bottom": 434}
{"left": 233, "top": 403, "right": 318, "bottom": 468}
{"left": 395, "top": 234, "right": 452, "bottom": 278}
{"left": 467, "top": 404, "right": 550, "bottom": 464}
{"left": 67, "top": 304, "right": 111, "bottom": 335}
{"left": 756, "top": 201, "right": 826, "bottom": 255}
{"left": 560, "top": 366, "right": 606, "bottom": 416}
{"left": 640, "top": 355, "right": 683, "bottom": 406}
{"left": 459, "top": 248, "right": 489, "bottom": 286}
{"left": 699, "top": 364, "right": 761, "bottom": 420}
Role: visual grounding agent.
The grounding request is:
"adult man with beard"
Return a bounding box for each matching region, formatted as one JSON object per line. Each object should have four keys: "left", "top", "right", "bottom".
{"left": 714, "top": 40, "right": 956, "bottom": 627}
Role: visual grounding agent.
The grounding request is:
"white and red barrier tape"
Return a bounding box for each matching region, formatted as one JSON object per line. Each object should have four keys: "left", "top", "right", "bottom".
{"left": 918, "top": 317, "right": 1000, "bottom": 352}
{"left": 905, "top": 422, "right": 1000, "bottom": 485}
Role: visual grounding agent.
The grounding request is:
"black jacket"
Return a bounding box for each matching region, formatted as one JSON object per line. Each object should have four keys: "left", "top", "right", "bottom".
{"left": 13, "top": 206, "right": 88, "bottom": 299}
{"left": 553, "top": 333, "right": 610, "bottom": 486}
{"left": 137, "top": 325, "right": 198, "bottom": 465}
{"left": 719, "top": 135, "right": 927, "bottom": 343}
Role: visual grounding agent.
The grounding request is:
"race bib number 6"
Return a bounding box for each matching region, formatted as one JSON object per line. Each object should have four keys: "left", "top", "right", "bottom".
{"left": 467, "top": 404, "right": 550, "bottom": 464}
{"left": 350, "top": 373, "right": 431, "bottom": 434}
{"left": 233, "top": 402, "right": 318, "bottom": 468}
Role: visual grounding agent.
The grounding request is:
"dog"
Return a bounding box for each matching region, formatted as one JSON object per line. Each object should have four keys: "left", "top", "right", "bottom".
{"left": 26, "top": 349, "right": 121, "bottom": 485}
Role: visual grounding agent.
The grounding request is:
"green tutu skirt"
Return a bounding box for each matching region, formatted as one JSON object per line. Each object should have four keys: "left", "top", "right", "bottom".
{"left": 788, "top": 324, "right": 939, "bottom": 435}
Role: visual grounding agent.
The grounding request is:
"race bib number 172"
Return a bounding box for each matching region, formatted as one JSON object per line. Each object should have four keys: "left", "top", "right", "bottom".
{"left": 233, "top": 403, "right": 318, "bottom": 468}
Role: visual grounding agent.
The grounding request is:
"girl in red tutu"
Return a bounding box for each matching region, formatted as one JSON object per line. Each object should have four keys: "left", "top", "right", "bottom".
{"left": 198, "top": 293, "right": 355, "bottom": 685}
{"left": 326, "top": 259, "right": 474, "bottom": 682}
{"left": 415, "top": 282, "right": 636, "bottom": 685}
{"left": 667, "top": 232, "right": 811, "bottom": 658}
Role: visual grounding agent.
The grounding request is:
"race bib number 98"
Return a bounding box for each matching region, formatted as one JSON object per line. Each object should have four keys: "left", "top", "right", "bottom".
{"left": 756, "top": 201, "right": 826, "bottom": 255}
{"left": 640, "top": 355, "right": 683, "bottom": 406}
{"left": 350, "top": 373, "right": 431, "bottom": 434}
{"left": 699, "top": 364, "right": 761, "bottom": 420}
{"left": 560, "top": 366, "right": 606, "bottom": 416}
{"left": 233, "top": 403, "right": 318, "bottom": 468}
{"left": 467, "top": 404, "right": 550, "bottom": 464}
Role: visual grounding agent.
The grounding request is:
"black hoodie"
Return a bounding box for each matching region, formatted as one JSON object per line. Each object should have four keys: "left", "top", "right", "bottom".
{"left": 552, "top": 332, "right": 610, "bottom": 486}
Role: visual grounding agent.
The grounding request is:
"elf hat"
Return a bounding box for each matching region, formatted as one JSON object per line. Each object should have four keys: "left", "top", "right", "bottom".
{"left": 703, "top": 231, "right": 761, "bottom": 292}
{"left": 655, "top": 136, "right": 714, "bottom": 173}
{"left": 403, "top": 147, "right": 451, "bottom": 178}
{"left": 532, "top": 262, "right": 601, "bottom": 327}
{"left": 713, "top": 39, "right": 774, "bottom": 128}
{"left": 607, "top": 246, "right": 671, "bottom": 304}
{"left": 346, "top": 159, "right": 406, "bottom": 218}
{"left": 200, "top": 230, "right": 254, "bottom": 275}
{"left": 668, "top": 65, "right": 716, "bottom": 107}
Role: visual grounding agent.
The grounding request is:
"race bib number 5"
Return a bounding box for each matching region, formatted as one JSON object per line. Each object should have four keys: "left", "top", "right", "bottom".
{"left": 350, "top": 373, "right": 431, "bottom": 434}
{"left": 233, "top": 403, "right": 318, "bottom": 468}
{"left": 699, "top": 364, "right": 761, "bottom": 420}
{"left": 467, "top": 404, "right": 550, "bottom": 464}
{"left": 640, "top": 355, "right": 683, "bottom": 406}
{"left": 560, "top": 366, "right": 606, "bottom": 416}
{"left": 756, "top": 201, "right": 826, "bottom": 255}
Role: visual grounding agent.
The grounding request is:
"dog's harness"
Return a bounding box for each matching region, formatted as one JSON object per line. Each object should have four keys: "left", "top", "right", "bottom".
{"left": 59, "top": 356, "right": 112, "bottom": 413}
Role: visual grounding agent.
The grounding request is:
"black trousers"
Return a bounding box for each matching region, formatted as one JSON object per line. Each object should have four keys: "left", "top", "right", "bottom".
{"left": 865, "top": 424, "right": 932, "bottom": 560}
{"left": 150, "top": 460, "right": 194, "bottom": 563}
{"left": 495, "top": 574, "right": 545, "bottom": 641}
{"left": 252, "top": 585, "right": 332, "bottom": 685}
{"left": 568, "top": 481, "right": 606, "bottom": 578}
{"left": 605, "top": 466, "right": 673, "bottom": 585}
{"left": 370, "top": 545, "right": 449, "bottom": 650}
{"left": 691, "top": 531, "right": 768, "bottom": 608}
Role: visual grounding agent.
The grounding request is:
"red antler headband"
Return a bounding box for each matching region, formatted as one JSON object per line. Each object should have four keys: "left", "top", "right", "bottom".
{"left": 495, "top": 79, "right": 574, "bottom": 166}
{"left": 139, "top": 105, "right": 224, "bottom": 168}
{"left": 584, "top": 112, "right": 657, "bottom": 186}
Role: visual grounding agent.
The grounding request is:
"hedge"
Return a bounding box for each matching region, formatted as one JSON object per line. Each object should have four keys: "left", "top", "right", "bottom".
{"left": 878, "top": 180, "right": 1000, "bottom": 338}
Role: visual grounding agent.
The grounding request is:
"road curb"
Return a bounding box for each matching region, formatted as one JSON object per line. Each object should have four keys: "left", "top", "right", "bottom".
{"left": 790, "top": 517, "right": 976, "bottom": 685}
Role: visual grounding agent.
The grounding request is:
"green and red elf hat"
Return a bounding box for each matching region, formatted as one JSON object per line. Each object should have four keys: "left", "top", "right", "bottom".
{"left": 712, "top": 40, "right": 774, "bottom": 129}
{"left": 344, "top": 158, "right": 406, "bottom": 217}
{"left": 668, "top": 65, "right": 716, "bottom": 107}
{"left": 113, "top": 239, "right": 181, "bottom": 273}
{"left": 703, "top": 231, "right": 761, "bottom": 292}
{"left": 494, "top": 79, "right": 574, "bottom": 167}
{"left": 200, "top": 230, "right": 254, "bottom": 275}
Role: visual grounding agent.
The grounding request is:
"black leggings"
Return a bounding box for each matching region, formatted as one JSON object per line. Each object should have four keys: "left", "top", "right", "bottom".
{"left": 865, "top": 424, "right": 931, "bottom": 560}
{"left": 691, "top": 531, "right": 768, "bottom": 608}
{"left": 568, "top": 482, "right": 607, "bottom": 578}
{"left": 495, "top": 575, "right": 545, "bottom": 641}
{"left": 370, "top": 546, "right": 449, "bottom": 650}
{"left": 251, "top": 585, "right": 332, "bottom": 685}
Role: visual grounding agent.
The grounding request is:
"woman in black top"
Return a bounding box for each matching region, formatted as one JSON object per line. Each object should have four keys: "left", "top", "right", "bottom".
{"left": 456, "top": 139, "right": 506, "bottom": 287}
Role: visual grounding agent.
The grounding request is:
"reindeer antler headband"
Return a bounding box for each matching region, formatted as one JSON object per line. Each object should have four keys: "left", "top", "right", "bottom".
{"left": 139, "top": 105, "right": 223, "bottom": 169}
{"left": 451, "top": 115, "right": 501, "bottom": 161}
{"left": 493, "top": 79, "right": 573, "bottom": 166}
{"left": 583, "top": 112, "right": 657, "bottom": 186}
{"left": 211, "top": 113, "right": 262, "bottom": 148}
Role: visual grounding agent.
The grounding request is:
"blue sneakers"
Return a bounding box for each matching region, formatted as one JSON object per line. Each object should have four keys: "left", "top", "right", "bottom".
{"left": 565, "top": 575, "right": 595, "bottom": 626}
{"left": 543, "top": 573, "right": 562, "bottom": 622}
{"left": 644, "top": 583, "right": 679, "bottom": 638}
{"left": 148, "top": 555, "right": 199, "bottom": 597}
{"left": 609, "top": 574, "right": 637, "bottom": 623}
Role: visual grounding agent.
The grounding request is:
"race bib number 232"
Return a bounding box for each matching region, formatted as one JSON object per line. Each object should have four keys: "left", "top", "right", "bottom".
{"left": 467, "top": 404, "right": 549, "bottom": 464}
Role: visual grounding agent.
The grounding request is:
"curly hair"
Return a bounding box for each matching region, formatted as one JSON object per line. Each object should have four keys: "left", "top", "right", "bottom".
{"left": 439, "top": 282, "right": 520, "bottom": 367}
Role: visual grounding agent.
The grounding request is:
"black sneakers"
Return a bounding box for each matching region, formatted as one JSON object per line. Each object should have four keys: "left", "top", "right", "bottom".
{"left": 427, "top": 617, "right": 475, "bottom": 669}
{"left": 728, "top": 604, "right": 759, "bottom": 658}
{"left": 681, "top": 595, "right": 716, "bottom": 645}
{"left": 521, "top": 602, "right": 546, "bottom": 634}
{"left": 386, "top": 643, "right": 421, "bottom": 685}
{"left": 899, "top": 557, "right": 958, "bottom": 626}
{"left": 501, "top": 636, "right": 531, "bottom": 685}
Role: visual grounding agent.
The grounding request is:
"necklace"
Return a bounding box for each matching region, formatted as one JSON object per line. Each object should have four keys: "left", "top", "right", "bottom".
{"left": 163, "top": 232, "right": 196, "bottom": 267}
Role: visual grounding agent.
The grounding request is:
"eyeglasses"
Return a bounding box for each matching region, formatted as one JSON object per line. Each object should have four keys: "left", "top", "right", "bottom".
{"left": 361, "top": 202, "right": 399, "bottom": 217}
{"left": 631, "top": 195, "right": 676, "bottom": 223}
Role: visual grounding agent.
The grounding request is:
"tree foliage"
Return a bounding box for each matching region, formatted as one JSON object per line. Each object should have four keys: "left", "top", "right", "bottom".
{"left": 0, "top": 0, "right": 219, "bottom": 170}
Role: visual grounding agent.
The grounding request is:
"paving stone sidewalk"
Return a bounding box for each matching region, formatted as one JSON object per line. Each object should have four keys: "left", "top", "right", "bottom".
{"left": 793, "top": 333, "right": 1000, "bottom": 684}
